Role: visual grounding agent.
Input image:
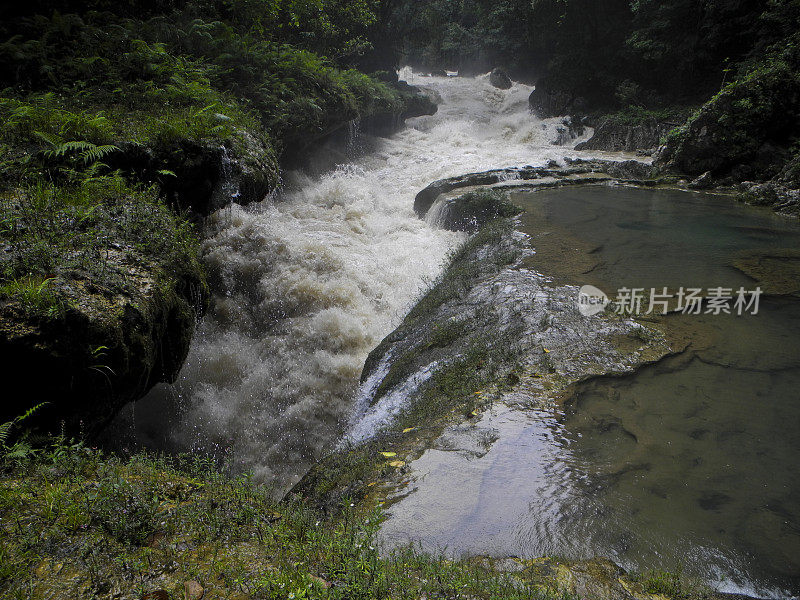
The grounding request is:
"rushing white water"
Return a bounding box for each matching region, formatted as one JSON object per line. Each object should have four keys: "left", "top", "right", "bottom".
{"left": 122, "top": 70, "right": 605, "bottom": 494}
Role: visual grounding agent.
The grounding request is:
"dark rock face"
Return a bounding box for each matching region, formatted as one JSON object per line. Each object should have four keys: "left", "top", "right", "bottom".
{"left": 112, "top": 132, "right": 278, "bottom": 217}
{"left": 489, "top": 68, "right": 512, "bottom": 90}
{"left": 575, "top": 117, "right": 675, "bottom": 153}
{"left": 306, "top": 81, "right": 438, "bottom": 145}
{"left": 652, "top": 61, "right": 800, "bottom": 215}
{"left": 0, "top": 254, "right": 206, "bottom": 435}
{"left": 655, "top": 61, "right": 800, "bottom": 179}
{"left": 529, "top": 78, "right": 587, "bottom": 117}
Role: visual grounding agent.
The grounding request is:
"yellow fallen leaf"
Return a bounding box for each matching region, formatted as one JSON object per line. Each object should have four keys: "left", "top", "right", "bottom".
{"left": 543, "top": 348, "right": 551, "bottom": 353}
{"left": 380, "top": 451, "right": 396, "bottom": 458}
{"left": 470, "top": 409, "right": 479, "bottom": 416}
{"left": 474, "top": 391, "right": 483, "bottom": 395}
{"left": 402, "top": 427, "right": 416, "bottom": 433}
{"left": 388, "top": 460, "right": 405, "bottom": 467}
{"left": 366, "top": 482, "right": 376, "bottom": 487}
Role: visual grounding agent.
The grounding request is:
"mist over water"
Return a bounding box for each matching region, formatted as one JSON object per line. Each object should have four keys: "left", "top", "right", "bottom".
{"left": 120, "top": 70, "right": 599, "bottom": 493}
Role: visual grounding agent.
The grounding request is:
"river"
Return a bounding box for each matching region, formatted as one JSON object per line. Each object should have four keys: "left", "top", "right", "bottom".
{"left": 115, "top": 70, "right": 607, "bottom": 493}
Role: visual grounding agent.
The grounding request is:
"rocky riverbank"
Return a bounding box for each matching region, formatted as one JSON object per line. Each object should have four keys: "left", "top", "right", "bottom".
{"left": 0, "top": 86, "right": 436, "bottom": 434}
{"left": 290, "top": 161, "right": 780, "bottom": 599}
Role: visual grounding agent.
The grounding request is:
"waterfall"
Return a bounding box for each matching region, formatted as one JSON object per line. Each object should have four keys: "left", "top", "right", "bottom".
{"left": 346, "top": 117, "right": 362, "bottom": 157}
{"left": 122, "top": 69, "right": 597, "bottom": 495}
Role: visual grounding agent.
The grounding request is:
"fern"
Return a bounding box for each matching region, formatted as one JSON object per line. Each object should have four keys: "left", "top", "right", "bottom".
{"left": 0, "top": 402, "right": 48, "bottom": 456}
{"left": 0, "top": 421, "right": 12, "bottom": 447}
{"left": 49, "top": 140, "right": 96, "bottom": 158}
{"left": 78, "top": 144, "right": 118, "bottom": 164}
{"left": 37, "top": 137, "right": 119, "bottom": 164}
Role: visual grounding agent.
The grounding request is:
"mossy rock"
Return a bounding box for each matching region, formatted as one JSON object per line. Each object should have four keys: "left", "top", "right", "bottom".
{"left": 656, "top": 58, "right": 800, "bottom": 179}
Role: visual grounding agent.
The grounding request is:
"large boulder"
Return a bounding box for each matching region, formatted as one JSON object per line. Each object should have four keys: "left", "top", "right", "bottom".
{"left": 575, "top": 115, "right": 679, "bottom": 153}
{"left": 529, "top": 76, "right": 587, "bottom": 117}
{"left": 357, "top": 82, "right": 439, "bottom": 138}
{"left": 0, "top": 188, "right": 207, "bottom": 435}
{"left": 111, "top": 132, "right": 279, "bottom": 217}
{"left": 655, "top": 59, "right": 800, "bottom": 178}
{"left": 489, "top": 68, "right": 512, "bottom": 90}
{"left": 0, "top": 258, "right": 205, "bottom": 435}
{"left": 395, "top": 81, "right": 439, "bottom": 119}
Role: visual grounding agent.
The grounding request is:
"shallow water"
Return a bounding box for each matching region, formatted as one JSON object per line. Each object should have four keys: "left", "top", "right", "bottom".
{"left": 380, "top": 186, "right": 800, "bottom": 597}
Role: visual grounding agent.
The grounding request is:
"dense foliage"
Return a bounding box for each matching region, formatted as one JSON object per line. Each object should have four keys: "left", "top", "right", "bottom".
{"left": 388, "top": 0, "right": 800, "bottom": 109}
{"left": 0, "top": 0, "right": 406, "bottom": 311}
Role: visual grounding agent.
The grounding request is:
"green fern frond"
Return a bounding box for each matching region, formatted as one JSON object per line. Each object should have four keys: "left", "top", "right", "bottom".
{"left": 17, "top": 402, "right": 48, "bottom": 424}
{"left": 78, "top": 144, "right": 119, "bottom": 164}
{"left": 33, "top": 130, "right": 65, "bottom": 149}
{"left": 56, "top": 141, "right": 96, "bottom": 157}
{"left": 0, "top": 402, "right": 47, "bottom": 448}
{"left": 0, "top": 421, "right": 12, "bottom": 446}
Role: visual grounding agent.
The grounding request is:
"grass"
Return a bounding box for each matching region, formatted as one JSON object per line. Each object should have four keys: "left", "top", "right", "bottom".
{"left": 0, "top": 440, "right": 576, "bottom": 600}
{"left": 0, "top": 276, "right": 63, "bottom": 318}
{"left": 631, "top": 568, "right": 712, "bottom": 599}
{"left": 0, "top": 174, "right": 202, "bottom": 318}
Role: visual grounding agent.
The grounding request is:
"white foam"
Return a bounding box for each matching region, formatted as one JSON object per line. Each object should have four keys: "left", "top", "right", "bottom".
{"left": 132, "top": 69, "right": 611, "bottom": 494}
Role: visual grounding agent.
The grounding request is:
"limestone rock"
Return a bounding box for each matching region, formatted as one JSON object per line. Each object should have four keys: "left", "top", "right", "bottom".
{"left": 688, "top": 171, "right": 714, "bottom": 189}
{"left": 0, "top": 247, "right": 206, "bottom": 435}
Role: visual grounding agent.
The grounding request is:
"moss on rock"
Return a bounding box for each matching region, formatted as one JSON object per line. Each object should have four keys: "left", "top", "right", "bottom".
{"left": 0, "top": 176, "right": 207, "bottom": 433}
{"left": 655, "top": 57, "right": 800, "bottom": 179}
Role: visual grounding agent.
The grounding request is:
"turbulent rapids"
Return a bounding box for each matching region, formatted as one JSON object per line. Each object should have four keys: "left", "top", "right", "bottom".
{"left": 120, "top": 70, "right": 601, "bottom": 493}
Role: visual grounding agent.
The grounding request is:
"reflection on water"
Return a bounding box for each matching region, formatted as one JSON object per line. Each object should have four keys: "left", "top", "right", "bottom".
{"left": 561, "top": 307, "right": 800, "bottom": 591}
{"left": 380, "top": 186, "right": 800, "bottom": 597}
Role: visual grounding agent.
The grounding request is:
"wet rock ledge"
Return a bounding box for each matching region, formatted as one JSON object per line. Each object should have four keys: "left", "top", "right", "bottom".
{"left": 297, "top": 164, "right": 674, "bottom": 507}
{"left": 413, "top": 158, "right": 659, "bottom": 217}
{"left": 295, "top": 165, "right": 765, "bottom": 599}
